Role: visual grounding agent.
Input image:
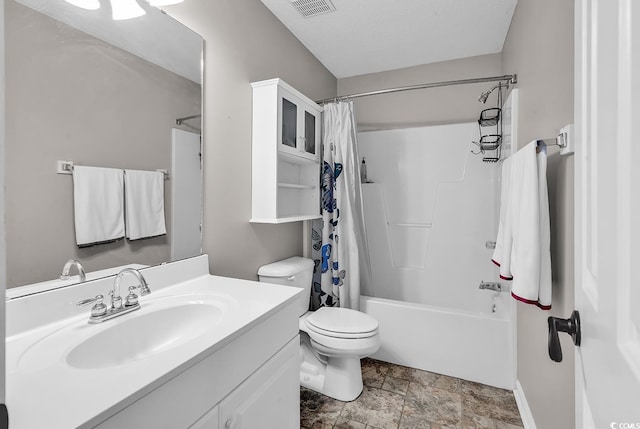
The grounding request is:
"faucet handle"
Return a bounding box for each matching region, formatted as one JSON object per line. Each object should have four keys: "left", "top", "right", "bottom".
{"left": 77, "top": 294, "right": 108, "bottom": 317}
{"left": 129, "top": 283, "right": 151, "bottom": 296}
{"left": 125, "top": 286, "right": 139, "bottom": 307}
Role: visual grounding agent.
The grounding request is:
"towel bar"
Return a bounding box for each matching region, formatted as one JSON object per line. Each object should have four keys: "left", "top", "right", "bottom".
{"left": 57, "top": 160, "right": 169, "bottom": 180}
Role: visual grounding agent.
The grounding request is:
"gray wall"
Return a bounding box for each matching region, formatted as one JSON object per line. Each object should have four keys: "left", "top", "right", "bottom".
{"left": 337, "top": 53, "right": 503, "bottom": 131}
{"left": 502, "top": 0, "right": 575, "bottom": 427}
{"left": 5, "top": 0, "right": 201, "bottom": 287}
{"left": 165, "top": 0, "right": 337, "bottom": 280}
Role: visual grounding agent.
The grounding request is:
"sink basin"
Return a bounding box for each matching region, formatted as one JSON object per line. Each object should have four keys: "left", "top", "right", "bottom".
{"left": 67, "top": 303, "right": 222, "bottom": 369}
{"left": 18, "top": 295, "right": 232, "bottom": 373}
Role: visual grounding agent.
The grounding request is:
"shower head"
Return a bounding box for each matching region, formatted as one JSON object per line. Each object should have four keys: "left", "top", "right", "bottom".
{"left": 478, "top": 84, "right": 501, "bottom": 104}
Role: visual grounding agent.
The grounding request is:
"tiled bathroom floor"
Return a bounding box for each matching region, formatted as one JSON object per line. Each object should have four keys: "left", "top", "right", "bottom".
{"left": 300, "top": 358, "right": 524, "bottom": 429}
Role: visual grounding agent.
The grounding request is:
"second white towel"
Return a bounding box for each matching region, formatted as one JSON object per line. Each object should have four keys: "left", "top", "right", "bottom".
{"left": 124, "top": 169, "right": 167, "bottom": 241}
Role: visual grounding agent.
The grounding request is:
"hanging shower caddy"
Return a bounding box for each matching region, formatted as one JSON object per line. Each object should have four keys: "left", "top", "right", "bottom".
{"left": 473, "top": 85, "right": 504, "bottom": 162}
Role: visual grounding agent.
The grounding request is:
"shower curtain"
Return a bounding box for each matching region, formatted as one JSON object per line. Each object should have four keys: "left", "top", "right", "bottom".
{"left": 311, "top": 101, "right": 371, "bottom": 310}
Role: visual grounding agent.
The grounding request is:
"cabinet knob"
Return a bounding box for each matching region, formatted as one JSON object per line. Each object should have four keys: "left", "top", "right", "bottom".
{"left": 225, "top": 417, "right": 237, "bottom": 429}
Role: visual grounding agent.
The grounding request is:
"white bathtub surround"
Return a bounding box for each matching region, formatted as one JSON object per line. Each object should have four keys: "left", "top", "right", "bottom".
{"left": 358, "top": 123, "right": 500, "bottom": 311}
{"left": 319, "top": 101, "right": 371, "bottom": 310}
{"left": 6, "top": 255, "right": 302, "bottom": 428}
{"left": 492, "top": 140, "right": 551, "bottom": 310}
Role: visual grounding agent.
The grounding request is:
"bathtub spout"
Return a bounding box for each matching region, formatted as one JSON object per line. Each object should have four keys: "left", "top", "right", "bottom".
{"left": 479, "top": 281, "right": 501, "bottom": 292}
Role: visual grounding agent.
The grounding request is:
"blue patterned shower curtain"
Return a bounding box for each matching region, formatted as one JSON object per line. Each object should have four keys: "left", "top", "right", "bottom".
{"left": 310, "top": 101, "right": 371, "bottom": 310}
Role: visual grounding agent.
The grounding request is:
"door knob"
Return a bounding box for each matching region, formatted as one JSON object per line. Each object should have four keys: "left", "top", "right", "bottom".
{"left": 548, "top": 310, "right": 581, "bottom": 362}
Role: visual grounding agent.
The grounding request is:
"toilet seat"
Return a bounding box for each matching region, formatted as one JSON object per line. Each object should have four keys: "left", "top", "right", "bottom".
{"left": 305, "top": 323, "right": 377, "bottom": 339}
{"left": 299, "top": 308, "right": 381, "bottom": 358}
{"left": 304, "top": 307, "right": 378, "bottom": 339}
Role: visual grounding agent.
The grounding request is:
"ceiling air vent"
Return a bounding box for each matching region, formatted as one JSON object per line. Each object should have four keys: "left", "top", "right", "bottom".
{"left": 290, "top": 0, "right": 336, "bottom": 18}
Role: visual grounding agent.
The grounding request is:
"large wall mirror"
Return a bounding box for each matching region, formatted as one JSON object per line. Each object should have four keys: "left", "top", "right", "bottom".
{"left": 5, "top": 0, "right": 203, "bottom": 293}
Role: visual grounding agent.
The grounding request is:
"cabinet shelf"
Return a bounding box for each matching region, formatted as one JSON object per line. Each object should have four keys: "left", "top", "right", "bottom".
{"left": 250, "top": 214, "right": 321, "bottom": 224}
{"left": 278, "top": 182, "right": 316, "bottom": 190}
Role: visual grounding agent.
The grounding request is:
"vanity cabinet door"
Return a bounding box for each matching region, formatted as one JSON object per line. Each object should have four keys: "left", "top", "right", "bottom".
{"left": 190, "top": 405, "right": 219, "bottom": 429}
{"left": 218, "top": 336, "right": 300, "bottom": 429}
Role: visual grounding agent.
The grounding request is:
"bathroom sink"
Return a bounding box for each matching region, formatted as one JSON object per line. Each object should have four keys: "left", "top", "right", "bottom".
{"left": 66, "top": 303, "right": 222, "bottom": 369}
{"left": 18, "top": 295, "right": 232, "bottom": 373}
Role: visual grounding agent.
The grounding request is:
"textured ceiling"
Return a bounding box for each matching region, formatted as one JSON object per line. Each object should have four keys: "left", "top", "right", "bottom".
{"left": 261, "top": 0, "right": 518, "bottom": 78}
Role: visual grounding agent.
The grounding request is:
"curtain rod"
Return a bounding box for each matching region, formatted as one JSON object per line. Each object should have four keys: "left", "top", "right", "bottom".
{"left": 176, "top": 114, "right": 202, "bottom": 133}
{"left": 315, "top": 74, "right": 517, "bottom": 105}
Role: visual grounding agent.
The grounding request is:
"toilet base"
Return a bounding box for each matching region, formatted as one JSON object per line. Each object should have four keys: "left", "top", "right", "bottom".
{"left": 299, "top": 334, "right": 364, "bottom": 402}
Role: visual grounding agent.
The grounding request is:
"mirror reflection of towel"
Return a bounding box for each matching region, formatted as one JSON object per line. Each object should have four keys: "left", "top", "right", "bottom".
{"left": 124, "top": 169, "right": 167, "bottom": 241}
{"left": 73, "top": 166, "right": 125, "bottom": 247}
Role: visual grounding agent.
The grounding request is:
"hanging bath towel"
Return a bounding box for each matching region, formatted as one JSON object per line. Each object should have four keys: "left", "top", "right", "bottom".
{"left": 492, "top": 140, "right": 552, "bottom": 309}
{"left": 73, "top": 166, "right": 125, "bottom": 247}
{"left": 124, "top": 169, "right": 167, "bottom": 240}
{"left": 492, "top": 155, "right": 515, "bottom": 281}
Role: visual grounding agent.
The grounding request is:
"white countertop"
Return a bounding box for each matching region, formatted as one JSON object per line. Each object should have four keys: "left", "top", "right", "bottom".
{"left": 6, "top": 259, "right": 301, "bottom": 429}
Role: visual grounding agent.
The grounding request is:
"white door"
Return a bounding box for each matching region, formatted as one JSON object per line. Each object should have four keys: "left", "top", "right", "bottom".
{"left": 171, "top": 128, "right": 202, "bottom": 261}
{"left": 575, "top": 0, "right": 640, "bottom": 426}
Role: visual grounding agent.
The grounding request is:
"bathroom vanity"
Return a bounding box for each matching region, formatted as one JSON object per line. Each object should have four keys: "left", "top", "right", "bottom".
{"left": 6, "top": 255, "right": 302, "bottom": 428}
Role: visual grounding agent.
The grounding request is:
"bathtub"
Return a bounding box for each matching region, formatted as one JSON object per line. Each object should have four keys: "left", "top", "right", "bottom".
{"left": 360, "top": 290, "right": 516, "bottom": 390}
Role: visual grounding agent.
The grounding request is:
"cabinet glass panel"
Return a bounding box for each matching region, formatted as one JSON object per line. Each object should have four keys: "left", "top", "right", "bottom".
{"left": 282, "top": 98, "right": 297, "bottom": 148}
{"left": 304, "top": 111, "right": 316, "bottom": 155}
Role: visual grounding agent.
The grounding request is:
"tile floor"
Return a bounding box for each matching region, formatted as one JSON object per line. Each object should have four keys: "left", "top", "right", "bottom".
{"left": 300, "top": 358, "right": 524, "bottom": 429}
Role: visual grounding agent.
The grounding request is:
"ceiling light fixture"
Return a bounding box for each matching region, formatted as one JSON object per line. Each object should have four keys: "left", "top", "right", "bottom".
{"left": 109, "top": 0, "right": 146, "bottom": 20}
{"left": 64, "top": 0, "right": 101, "bottom": 10}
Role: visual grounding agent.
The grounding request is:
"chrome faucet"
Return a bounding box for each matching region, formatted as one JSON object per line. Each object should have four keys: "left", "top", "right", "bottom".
{"left": 60, "top": 259, "right": 86, "bottom": 282}
{"left": 479, "top": 281, "right": 502, "bottom": 292}
{"left": 115, "top": 268, "right": 151, "bottom": 299}
{"left": 77, "top": 268, "right": 151, "bottom": 324}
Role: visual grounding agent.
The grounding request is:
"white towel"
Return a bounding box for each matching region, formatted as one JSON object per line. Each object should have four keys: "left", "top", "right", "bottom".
{"left": 73, "top": 166, "right": 125, "bottom": 247}
{"left": 124, "top": 169, "right": 167, "bottom": 240}
{"left": 492, "top": 140, "right": 552, "bottom": 309}
{"left": 492, "top": 156, "right": 514, "bottom": 280}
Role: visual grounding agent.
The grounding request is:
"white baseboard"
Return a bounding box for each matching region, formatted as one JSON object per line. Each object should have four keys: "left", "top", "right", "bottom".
{"left": 513, "top": 380, "right": 537, "bottom": 429}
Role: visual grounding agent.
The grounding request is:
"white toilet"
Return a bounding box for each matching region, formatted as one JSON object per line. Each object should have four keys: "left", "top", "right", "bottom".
{"left": 258, "top": 256, "right": 380, "bottom": 402}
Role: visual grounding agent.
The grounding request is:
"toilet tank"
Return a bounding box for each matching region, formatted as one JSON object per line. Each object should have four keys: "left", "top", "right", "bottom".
{"left": 258, "top": 257, "right": 315, "bottom": 317}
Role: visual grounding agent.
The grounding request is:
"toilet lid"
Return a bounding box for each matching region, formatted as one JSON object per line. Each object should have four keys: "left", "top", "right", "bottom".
{"left": 305, "top": 307, "right": 378, "bottom": 338}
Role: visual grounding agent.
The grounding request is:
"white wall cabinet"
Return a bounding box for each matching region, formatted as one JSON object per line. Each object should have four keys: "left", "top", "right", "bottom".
{"left": 251, "top": 78, "right": 322, "bottom": 223}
